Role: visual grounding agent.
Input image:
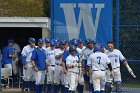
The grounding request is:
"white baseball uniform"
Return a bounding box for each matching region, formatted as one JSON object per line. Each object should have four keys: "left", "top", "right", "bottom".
{"left": 54, "top": 48, "right": 64, "bottom": 85}
{"left": 66, "top": 54, "right": 79, "bottom": 91}
{"left": 21, "top": 45, "right": 36, "bottom": 81}
{"left": 87, "top": 52, "right": 110, "bottom": 91}
{"left": 45, "top": 47, "right": 55, "bottom": 84}
{"left": 105, "top": 49, "right": 126, "bottom": 82}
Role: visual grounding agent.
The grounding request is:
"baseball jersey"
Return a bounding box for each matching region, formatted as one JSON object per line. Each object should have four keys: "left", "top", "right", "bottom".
{"left": 82, "top": 48, "right": 94, "bottom": 60}
{"left": 43, "top": 46, "right": 50, "bottom": 51}
{"left": 62, "top": 49, "right": 80, "bottom": 62}
{"left": 87, "top": 52, "right": 110, "bottom": 71}
{"left": 2, "top": 46, "right": 14, "bottom": 64}
{"left": 76, "top": 46, "right": 86, "bottom": 61}
{"left": 105, "top": 49, "right": 126, "bottom": 69}
{"left": 45, "top": 47, "right": 55, "bottom": 65}
{"left": 31, "top": 47, "right": 47, "bottom": 70}
{"left": 66, "top": 54, "right": 79, "bottom": 73}
{"left": 21, "top": 45, "right": 36, "bottom": 65}
{"left": 55, "top": 48, "right": 64, "bottom": 64}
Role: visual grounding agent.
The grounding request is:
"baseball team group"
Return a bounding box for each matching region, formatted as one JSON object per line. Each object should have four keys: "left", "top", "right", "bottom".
{"left": 0, "top": 37, "right": 136, "bottom": 93}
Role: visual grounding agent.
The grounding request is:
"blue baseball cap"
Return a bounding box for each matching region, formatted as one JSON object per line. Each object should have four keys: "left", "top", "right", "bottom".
{"left": 94, "top": 46, "right": 101, "bottom": 53}
{"left": 70, "top": 40, "right": 78, "bottom": 46}
{"left": 60, "top": 40, "right": 66, "bottom": 45}
{"left": 38, "top": 39, "right": 44, "bottom": 44}
{"left": 44, "top": 37, "right": 50, "bottom": 43}
{"left": 78, "top": 39, "right": 83, "bottom": 44}
{"left": 8, "top": 39, "right": 14, "bottom": 43}
{"left": 85, "top": 39, "right": 92, "bottom": 44}
{"left": 28, "top": 37, "right": 36, "bottom": 43}
{"left": 50, "top": 41, "right": 56, "bottom": 46}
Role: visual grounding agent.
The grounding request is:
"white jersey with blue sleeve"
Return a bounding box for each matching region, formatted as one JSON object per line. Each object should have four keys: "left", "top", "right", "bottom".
{"left": 105, "top": 49, "right": 126, "bottom": 69}
{"left": 21, "top": 45, "right": 36, "bottom": 66}
{"left": 82, "top": 48, "right": 94, "bottom": 60}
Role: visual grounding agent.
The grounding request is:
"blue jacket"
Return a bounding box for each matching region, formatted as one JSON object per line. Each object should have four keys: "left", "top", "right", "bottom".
{"left": 31, "top": 47, "right": 47, "bottom": 70}
{"left": 2, "top": 46, "right": 13, "bottom": 64}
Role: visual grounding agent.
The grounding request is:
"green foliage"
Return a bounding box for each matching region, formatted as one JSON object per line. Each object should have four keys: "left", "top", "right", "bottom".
{"left": 44, "top": 0, "right": 50, "bottom": 17}
{"left": 0, "top": 0, "right": 46, "bottom": 17}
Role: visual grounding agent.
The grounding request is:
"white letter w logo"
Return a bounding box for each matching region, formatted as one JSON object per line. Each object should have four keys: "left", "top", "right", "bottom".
{"left": 60, "top": 3, "right": 104, "bottom": 40}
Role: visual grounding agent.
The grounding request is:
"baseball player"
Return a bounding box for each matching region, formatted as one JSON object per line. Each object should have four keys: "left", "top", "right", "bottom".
{"left": 87, "top": 46, "right": 112, "bottom": 93}
{"left": 43, "top": 37, "right": 51, "bottom": 50}
{"left": 45, "top": 41, "right": 56, "bottom": 93}
{"left": 31, "top": 38, "right": 47, "bottom": 93}
{"left": 62, "top": 40, "right": 80, "bottom": 93}
{"left": 12, "top": 40, "right": 21, "bottom": 86}
{"left": 76, "top": 39, "right": 86, "bottom": 93}
{"left": 105, "top": 41, "right": 136, "bottom": 92}
{"left": 54, "top": 40, "right": 66, "bottom": 93}
{"left": 21, "top": 37, "right": 36, "bottom": 91}
{"left": 82, "top": 39, "right": 94, "bottom": 93}
{"left": 2, "top": 39, "right": 14, "bottom": 79}
{"left": 66, "top": 45, "right": 80, "bottom": 93}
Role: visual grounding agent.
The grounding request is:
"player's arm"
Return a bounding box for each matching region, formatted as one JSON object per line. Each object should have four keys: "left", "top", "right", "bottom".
{"left": 123, "top": 60, "right": 136, "bottom": 78}
{"left": 119, "top": 51, "right": 136, "bottom": 78}
{"left": 21, "top": 47, "right": 27, "bottom": 65}
{"left": 106, "top": 56, "right": 112, "bottom": 71}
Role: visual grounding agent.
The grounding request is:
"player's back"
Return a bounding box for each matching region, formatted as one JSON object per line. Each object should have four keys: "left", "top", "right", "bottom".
{"left": 89, "top": 52, "right": 109, "bottom": 71}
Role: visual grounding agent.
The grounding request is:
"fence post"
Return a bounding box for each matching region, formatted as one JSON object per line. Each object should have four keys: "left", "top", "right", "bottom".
{"left": 116, "top": 0, "right": 120, "bottom": 49}
{"left": 51, "top": 0, "right": 55, "bottom": 39}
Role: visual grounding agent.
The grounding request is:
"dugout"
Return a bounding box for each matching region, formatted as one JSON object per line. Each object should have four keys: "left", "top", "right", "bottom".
{"left": 0, "top": 17, "right": 50, "bottom": 49}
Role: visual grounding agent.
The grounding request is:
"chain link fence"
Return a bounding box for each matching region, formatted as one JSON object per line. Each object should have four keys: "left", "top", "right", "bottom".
{"left": 113, "top": 0, "right": 140, "bottom": 92}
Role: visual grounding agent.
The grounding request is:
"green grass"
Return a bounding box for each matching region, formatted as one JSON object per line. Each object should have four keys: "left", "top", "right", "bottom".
{"left": 121, "top": 80, "right": 140, "bottom": 88}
